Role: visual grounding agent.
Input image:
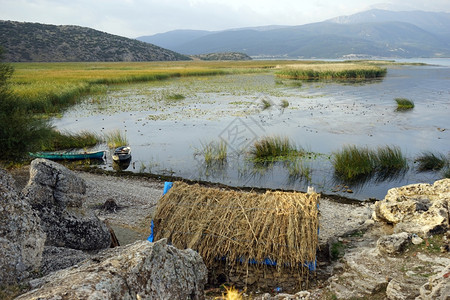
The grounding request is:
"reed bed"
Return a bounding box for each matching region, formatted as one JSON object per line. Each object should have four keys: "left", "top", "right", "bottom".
{"left": 104, "top": 129, "right": 128, "bottom": 149}
{"left": 153, "top": 181, "right": 319, "bottom": 273}
{"left": 40, "top": 130, "right": 101, "bottom": 151}
{"left": 333, "top": 145, "right": 408, "bottom": 181}
{"left": 250, "top": 136, "right": 302, "bottom": 161}
{"left": 275, "top": 63, "right": 387, "bottom": 80}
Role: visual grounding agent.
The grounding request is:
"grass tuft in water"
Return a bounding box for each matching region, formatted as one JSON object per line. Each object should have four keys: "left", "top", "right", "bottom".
{"left": 166, "top": 93, "right": 185, "bottom": 101}
{"left": 280, "top": 99, "right": 289, "bottom": 108}
{"left": 261, "top": 98, "right": 272, "bottom": 110}
{"left": 250, "top": 136, "right": 302, "bottom": 161}
{"left": 395, "top": 98, "right": 414, "bottom": 110}
{"left": 104, "top": 130, "right": 128, "bottom": 149}
{"left": 200, "top": 140, "right": 227, "bottom": 165}
{"left": 415, "top": 151, "right": 447, "bottom": 171}
{"left": 333, "top": 145, "right": 376, "bottom": 181}
{"left": 41, "top": 130, "right": 101, "bottom": 151}
{"left": 376, "top": 146, "right": 408, "bottom": 171}
{"left": 287, "top": 159, "right": 312, "bottom": 182}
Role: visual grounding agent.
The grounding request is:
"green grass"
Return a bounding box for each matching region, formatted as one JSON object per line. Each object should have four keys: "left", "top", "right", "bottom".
{"left": 415, "top": 151, "right": 447, "bottom": 171}
{"left": 395, "top": 98, "right": 414, "bottom": 110}
{"left": 261, "top": 98, "right": 272, "bottom": 110}
{"left": 287, "top": 160, "right": 312, "bottom": 181}
{"left": 250, "top": 136, "right": 302, "bottom": 161}
{"left": 333, "top": 145, "right": 408, "bottom": 181}
{"left": 333, "top": 146, "right": 376, "bottom": 181}
{"left": 40, "top": 130, "right": 101, "bottom": 151}
{"left": 200, "top": 140, "right": 227, "bottom": 165}
{"left": 280, "top": 99, "right": 289, "bottom": 108}
{"left": 166, "top": 93, "right": 186, "bottom": 101}
{"left": 104, "top": 130, "right": 128, "bottom": 149}
{"left": 376, "top": 146, "right": 408, "bottom": 171}
{"left": 275, "top": 63, "right": 387, "bottom": 80}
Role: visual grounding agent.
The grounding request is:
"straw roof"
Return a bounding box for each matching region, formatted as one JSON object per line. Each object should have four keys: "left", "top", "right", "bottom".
{"left": 153, "top": 181, "right": 319, "bottom": 272}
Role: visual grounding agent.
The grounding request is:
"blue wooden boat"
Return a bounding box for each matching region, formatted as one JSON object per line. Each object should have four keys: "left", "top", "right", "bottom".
{"left": 29, "top": 150, "right": 106, "bottom": 160}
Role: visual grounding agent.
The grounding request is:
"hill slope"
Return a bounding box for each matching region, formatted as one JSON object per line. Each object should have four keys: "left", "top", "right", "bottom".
{"left": 0, "top": 21, "right": 190, "bottom": 62}
{"left": 139, "top": 10, "right": 450, "bottom": 59}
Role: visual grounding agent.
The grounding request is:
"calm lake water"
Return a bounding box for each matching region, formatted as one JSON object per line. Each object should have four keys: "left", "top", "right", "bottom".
{"left": 54, "top": 61, "right": 450, "bottom": 200}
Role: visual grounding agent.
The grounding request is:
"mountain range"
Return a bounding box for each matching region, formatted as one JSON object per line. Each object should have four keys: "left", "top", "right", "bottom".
{"left": 0, "top": 21, "right": 190, "bottom": 62}
{"left": 138, "top": 9, "right": 450, "bottom": 59}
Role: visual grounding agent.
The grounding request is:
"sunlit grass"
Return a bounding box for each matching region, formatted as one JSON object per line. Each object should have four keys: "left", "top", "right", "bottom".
{"left": 275, "top": 62, "right": 387, "bottom": 80}
{"left": 250, "top": 136, "right": 303, "bottom": 161}
{"left": 199, "top": 140, "right": 227, "bottom": 165}
{"left": 40, "top": 130, "right": 101, "bottom": 151}
{"left": 333, "top": 145, "right": 408, "bottom": 181}
{"left": 280, "top": 99, "right": 289, "bottom": 108}
{"left": 104, "top": 129, "right": 128, "bottom": 149}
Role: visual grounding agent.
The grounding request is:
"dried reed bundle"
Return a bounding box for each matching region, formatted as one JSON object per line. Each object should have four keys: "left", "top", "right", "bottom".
{"left": 153, "top": 181, "right": 319, "bottom": 273}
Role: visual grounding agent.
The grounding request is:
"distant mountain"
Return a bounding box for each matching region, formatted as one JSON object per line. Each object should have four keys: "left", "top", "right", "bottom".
{"left": 0, "top": 20, "right": 190, "bottom": 62}
{"left": 327, "top": 9, "right": 450, "bottom": 40}
{"left": 139, "top": 9, "right": 450, "bottom": 59}
{"left": 137, "top": 29, "right": 212, "bottom": 51}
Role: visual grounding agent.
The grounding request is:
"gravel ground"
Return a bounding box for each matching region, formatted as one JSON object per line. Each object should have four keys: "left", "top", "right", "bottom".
{"left": 75, "top": 171, "right": 374, "bottom": 246}
{"left": 10, "top": 166, "right": 374, "bottom": 246}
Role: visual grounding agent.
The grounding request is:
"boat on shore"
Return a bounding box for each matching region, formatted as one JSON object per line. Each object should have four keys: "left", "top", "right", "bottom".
{"left": 112, "top": 146, "right": 131, "bottom": 162}
{"left": 29, "top": 150, "right": 106, "bottom": 160}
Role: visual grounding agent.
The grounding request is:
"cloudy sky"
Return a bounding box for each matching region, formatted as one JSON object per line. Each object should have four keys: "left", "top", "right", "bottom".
{"left": 2, "top": 0, "right": 450, "bottom": 38}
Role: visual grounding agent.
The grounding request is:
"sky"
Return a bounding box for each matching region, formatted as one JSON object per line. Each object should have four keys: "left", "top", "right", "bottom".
{"left": 1, "top": 0, "right": 450, "bottom": 38}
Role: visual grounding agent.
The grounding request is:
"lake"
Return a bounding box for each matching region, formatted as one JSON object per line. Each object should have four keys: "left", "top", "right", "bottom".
{"left": 53, "top": 61, "right": 450, "bottom": 200}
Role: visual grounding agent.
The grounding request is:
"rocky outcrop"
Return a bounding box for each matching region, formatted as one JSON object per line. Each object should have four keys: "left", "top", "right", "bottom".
{"left": 376, "top": 232, "right": 411, "bottom": 254}
{"left": 374, "top": 179, "right": 450, "bottom": 236}
{"left": 418, "top": 264, "right": 450, "bottom": 300}
{"left": 17, "top": 239, "right": 208, "bottom": 300}
{"left": 22, "top": 159, "right": 111, "bottom": 250}
{"left": 0, "top": 168, "right": 46, "bottom": 285}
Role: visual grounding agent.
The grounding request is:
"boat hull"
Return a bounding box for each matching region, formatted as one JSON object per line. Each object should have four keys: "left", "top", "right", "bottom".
{"left": 29, "top": 150, "right": 106, "bottom": 160}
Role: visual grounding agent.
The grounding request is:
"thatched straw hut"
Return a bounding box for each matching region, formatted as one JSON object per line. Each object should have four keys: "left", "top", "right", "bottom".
{"left": 152, "top": 181, "right": 320, "bottom": 291}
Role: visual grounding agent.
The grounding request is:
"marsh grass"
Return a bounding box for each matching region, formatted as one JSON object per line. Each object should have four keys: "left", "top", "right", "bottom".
{"left": 333, "top": 145, "right": 408, "bottom": 181}
{"left": 276, "top": 63, "right": 387, "bottom": 80}
{"left": 250, "top": 136, "right": 303, "bottom": 161}
{"left": 166, "top": 93, "right": 185, "bottom": 101}
{"left": 280, "top": 99, "right": 289, "bottom": 108}
{"left": 39, "top": 130, "right": 101, "bottom": 151}
{"left": 415, "top": 151, "right": 448, "bottom": 171}
{"left": 333, "top": 146, "right": 376, "bottom": 181}
{"left": 199, "top": 140, "right": 227, "bottom": 165}
{"left": 104, "top": 130, "right": 128, "bottom": 149}
{"left": 395, "top": 98, "right": 414, "bottom": 110}
{"left": 261, "top": 98, "right": 272, "bottom": 110}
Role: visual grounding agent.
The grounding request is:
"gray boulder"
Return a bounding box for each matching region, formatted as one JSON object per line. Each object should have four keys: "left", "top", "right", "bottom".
{"left": 18, "top": 239, "right": 208, "bottom": 300}
{"left": 0, "top": 169, "right": 46, "bottom": 285}
{"left": 377, "top": 232, "right": 411, "bottom": 254}
{"left": 374, "top": 179, "right": 450, "bottom": 236}
{"left": 22, "top": 159, "right": 111, "bottom": 250}
{"left": 418, "top": 264, "right": 450, "bottom": 300}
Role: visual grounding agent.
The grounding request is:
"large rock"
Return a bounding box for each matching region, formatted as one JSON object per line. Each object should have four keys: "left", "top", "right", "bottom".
{"left": 17, "top": 239, "right": 208, "bottom": 300}
{"left": 376, "top": 232, "right": 411, "bottom": 255}
{"left": 374, "top": 179, "right": 450, "bottom": 236}
{"left": 22, "top": 159, "right": 111, "bottom": 250}
{"left": 418, "top": 264, "right": 450, "bottom": 300}
{"left": 0, "top": 168, "right": 46, "bottom": 285}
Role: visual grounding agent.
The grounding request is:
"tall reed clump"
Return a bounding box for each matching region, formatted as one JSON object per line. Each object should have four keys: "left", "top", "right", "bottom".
{"left": 333, "top": 145, "right": 408, "bottom": 181}
{"left": 250, "top": 136, "right": 302, "bottom": 161}
{"left": 200, "top": 140, "right": 227, "bottom": 165}
{"left": 333, "top": 145, "right": 376, "bottom": 181}
{"left": 415, "top": 151, "right": 448, "bottom": 172}
{"left": 395, "top": 98, "right": 414, "bottom": 110}
{"left": 104, "top": 130, "right": 128, "bottom": 148}
{"left": 40, "top": 130, "right": 101, "bottom": 151}
{"left": 276, "top": 65, "right": 387, "bottom": 80}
